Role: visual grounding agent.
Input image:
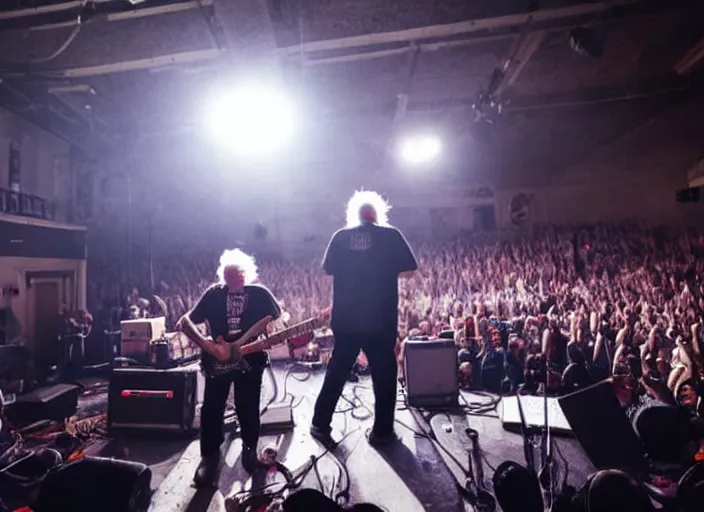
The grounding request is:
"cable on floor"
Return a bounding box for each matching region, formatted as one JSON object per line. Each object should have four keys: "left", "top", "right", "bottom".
{"left": 233, "top": 366, "right": 360, "bottom": 508}
{"left": 336, "top": 384, "right": 373, "bottom": 421}
{"left": 394, "top": 387, "right": 499, "bottom": 508}
{"left": 281, "top": 363, "right": 313, "bottom": 409}
{"left": 228, "top": 426, "right": 359, "bottom": 507}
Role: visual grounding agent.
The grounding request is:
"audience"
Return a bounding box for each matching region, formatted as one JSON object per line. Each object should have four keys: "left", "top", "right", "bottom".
{"left": 86, "top": 221, "right": 704, "bottom": 426}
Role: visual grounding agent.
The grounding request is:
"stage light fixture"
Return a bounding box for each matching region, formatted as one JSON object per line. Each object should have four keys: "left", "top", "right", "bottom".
{"left": 204, "top": 86, "right": 296, "bottom": 156}
{"left": 399, "top": 135, "right": 442, "bottom": 165}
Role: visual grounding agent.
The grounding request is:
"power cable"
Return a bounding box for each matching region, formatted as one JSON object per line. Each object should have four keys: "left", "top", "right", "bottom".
{"left": 230, "top": 424, "right": 360, "bottom": 508}
{"left": 235, "top": 364, "right": 361, "bottom": 508}
{"left": 392, "top": 385, "right": 502, "bottom": 508}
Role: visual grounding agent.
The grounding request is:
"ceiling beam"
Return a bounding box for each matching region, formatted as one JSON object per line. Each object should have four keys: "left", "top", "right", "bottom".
{"left": 23, "top": 0, "right": 660, "bottom": 78}
{"left": 674, "top": 36, "right": 704, "bottom": 76}
{"left": 26, "top": 36, "right": 508, "bottom": 78}
{"left": 29, "top": 0, "right": 213, "bottom": 32}
{"left": 0, "top": 0, "right": 83, "bottom": 20}
{"left": 0, "top": 0, "right": 212, "bottom": 25}
{"left": 41, "top": 49, "right": 221, "bottom": 78}
{"left": 278, "top": 1, "right": 637, "bottom": 57}
{"left": 303, "top": 33, "right": 513, "bottom": 66}
{"left": 497, "top": 30, "right": 546, "bottom": 95}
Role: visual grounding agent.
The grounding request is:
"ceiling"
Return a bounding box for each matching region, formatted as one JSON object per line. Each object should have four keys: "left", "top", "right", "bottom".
{"left": 0, "top": 0, "right": 703, "bottom": 185}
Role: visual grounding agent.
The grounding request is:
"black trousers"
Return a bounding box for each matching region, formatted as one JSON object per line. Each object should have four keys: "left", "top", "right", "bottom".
{"left": 200, "top": 368, "right": 263, "bottom": 457}
{"left": 312, "top": 331, "right": 397, "bottom": 436}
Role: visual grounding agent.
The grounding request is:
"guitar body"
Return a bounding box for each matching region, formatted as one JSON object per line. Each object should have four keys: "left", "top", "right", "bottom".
{"left": 204, "top": 317, "right": 326, "bottom": 377}
{"left": 205, "top": 334, "right": 268, "bottom": 378}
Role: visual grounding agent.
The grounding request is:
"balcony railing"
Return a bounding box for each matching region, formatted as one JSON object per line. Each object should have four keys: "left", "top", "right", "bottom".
{"left": 0, "top": 188, "right": 56, "bottom": 222}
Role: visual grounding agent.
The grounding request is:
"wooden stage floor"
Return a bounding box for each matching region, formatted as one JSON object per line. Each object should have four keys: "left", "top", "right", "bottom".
{"left": 129, "top": 366, "right": 594, "bottom": 512}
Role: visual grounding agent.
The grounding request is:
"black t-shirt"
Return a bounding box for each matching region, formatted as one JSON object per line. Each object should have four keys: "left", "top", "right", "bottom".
{"left": 323, "top": 222, "right": 417, "bottom": 336}
{"left": 189, "top": 283, "right": 281, "bottom": 375}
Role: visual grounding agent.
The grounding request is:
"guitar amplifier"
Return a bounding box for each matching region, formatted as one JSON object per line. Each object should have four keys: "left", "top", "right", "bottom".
{"left": 404, "top": 339, "right": 458, "bottom": 408}
{"left": 120, "top": 317, "right": 166, "bottom": 363}
{"left": 108, "top": 363, "right": 202, "bottom": 436}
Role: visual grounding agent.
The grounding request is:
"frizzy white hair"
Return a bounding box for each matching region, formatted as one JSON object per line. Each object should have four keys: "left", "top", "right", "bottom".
{"left": 216, "top": 248, "right": 258, "bottom": 285}
{"left": 345, "top": 190, "right": 391, "bottom": 228}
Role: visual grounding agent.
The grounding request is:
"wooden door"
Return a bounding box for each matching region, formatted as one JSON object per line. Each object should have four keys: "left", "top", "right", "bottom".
{"left": 33, "top": 281, "right": 62, "bottom": 368}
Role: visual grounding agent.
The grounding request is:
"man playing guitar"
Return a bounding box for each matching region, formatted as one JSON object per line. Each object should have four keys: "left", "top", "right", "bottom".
{"left": 178, "top": 249, "right": 281, "bottom": 488}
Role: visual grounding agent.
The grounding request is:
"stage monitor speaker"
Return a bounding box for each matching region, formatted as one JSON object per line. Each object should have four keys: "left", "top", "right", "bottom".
{"left": 5, "top": 383, "right": 79, "bottom": 424}
{"left": 404, "top": 339, "right": 458, "bottom": 408}
{"left": 558, "top": 380, "right": 645, "bottom": 472}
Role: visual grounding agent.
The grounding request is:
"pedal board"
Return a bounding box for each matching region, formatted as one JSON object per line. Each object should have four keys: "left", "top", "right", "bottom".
{"left": 260, "top": 403, "right": 294, "bottom": 434}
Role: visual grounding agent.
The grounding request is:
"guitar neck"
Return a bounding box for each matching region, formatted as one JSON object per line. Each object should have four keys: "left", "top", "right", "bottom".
{"left": 242, "top": 317, "right": 319, "bottom": 355}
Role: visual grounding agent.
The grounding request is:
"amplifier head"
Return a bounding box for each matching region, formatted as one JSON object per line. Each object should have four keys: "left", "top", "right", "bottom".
{"left": 404, "top": 339, "right": 458, "bottom": 408}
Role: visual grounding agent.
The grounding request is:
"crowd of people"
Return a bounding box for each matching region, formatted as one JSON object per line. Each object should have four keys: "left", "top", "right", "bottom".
{"left": 87, "top": 221, "right": 704, "bottom": 423}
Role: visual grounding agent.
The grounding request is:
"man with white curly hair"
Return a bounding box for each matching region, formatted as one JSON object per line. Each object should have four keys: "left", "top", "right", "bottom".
{"left": 311, "top": 190, "right": 417, "bottom": 447}
{"left": 178, "top": 248, "right": 281, "bottom": 487}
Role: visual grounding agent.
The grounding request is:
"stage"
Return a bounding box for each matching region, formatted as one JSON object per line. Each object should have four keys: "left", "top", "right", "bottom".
{"left": 138, "top": 365, "right": 594, "bottom": 511}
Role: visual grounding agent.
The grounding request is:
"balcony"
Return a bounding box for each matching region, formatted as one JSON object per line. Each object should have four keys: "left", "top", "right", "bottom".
{"left": 0, "top": 188, "right": 56, "bottom": 222}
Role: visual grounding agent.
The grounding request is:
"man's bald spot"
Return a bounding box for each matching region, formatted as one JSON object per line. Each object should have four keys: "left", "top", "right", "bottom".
{"left": 359, "top": 203, "right": 377, "bottom": 223}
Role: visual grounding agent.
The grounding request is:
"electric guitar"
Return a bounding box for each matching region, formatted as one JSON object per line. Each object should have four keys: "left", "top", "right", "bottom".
{"left": 202, "top": 316, "right": 326, "bottom": 376}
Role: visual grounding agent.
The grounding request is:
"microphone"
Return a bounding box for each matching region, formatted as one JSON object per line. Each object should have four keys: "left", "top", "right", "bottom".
{"left": 492, "top": 461, "right": 544, "bottom": 512}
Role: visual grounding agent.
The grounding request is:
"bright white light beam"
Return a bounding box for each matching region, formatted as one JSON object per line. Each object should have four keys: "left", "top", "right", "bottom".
{"left": 399, "top": 135, "right": 442, "bottom": 165}
{"left": 204, "top": 86, "right": 296, "bottom": 156}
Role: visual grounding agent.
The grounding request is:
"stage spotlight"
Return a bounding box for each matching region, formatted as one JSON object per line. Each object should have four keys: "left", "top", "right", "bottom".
{"left": 399, "top": 135, "right": 441, "bottom": 165}
{"left": 204, "top": 86, "right": 296, "bottom": 156}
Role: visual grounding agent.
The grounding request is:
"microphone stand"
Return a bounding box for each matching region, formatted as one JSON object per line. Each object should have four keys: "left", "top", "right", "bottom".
{"left": 515, "top": 384, "right": 536, "bottom": 475}
{"left": 538, "top": 361, "right": 557, "bottom": 511}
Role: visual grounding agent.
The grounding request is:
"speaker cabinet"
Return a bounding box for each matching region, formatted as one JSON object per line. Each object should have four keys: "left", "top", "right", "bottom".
{"left": 6, "top": 384, "right": 79, "bottom": 424}
{"left": 404, "top": 339, "right": 458, "bottom": 408}
{"left": 108, "top": 364, "right": 200, "bottom": 436}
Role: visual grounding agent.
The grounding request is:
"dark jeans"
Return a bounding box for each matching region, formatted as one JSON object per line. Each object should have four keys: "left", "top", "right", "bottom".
{"left": 313, "top": 331, "right": 397, "bottom": 436}
{"left": 200, "top": 368, "right": 263, "bottom": 457}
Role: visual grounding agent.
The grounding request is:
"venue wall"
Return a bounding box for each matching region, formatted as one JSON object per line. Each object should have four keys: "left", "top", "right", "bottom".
{"left": 0, "top": 107, "right": 74, "bottom": 222}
